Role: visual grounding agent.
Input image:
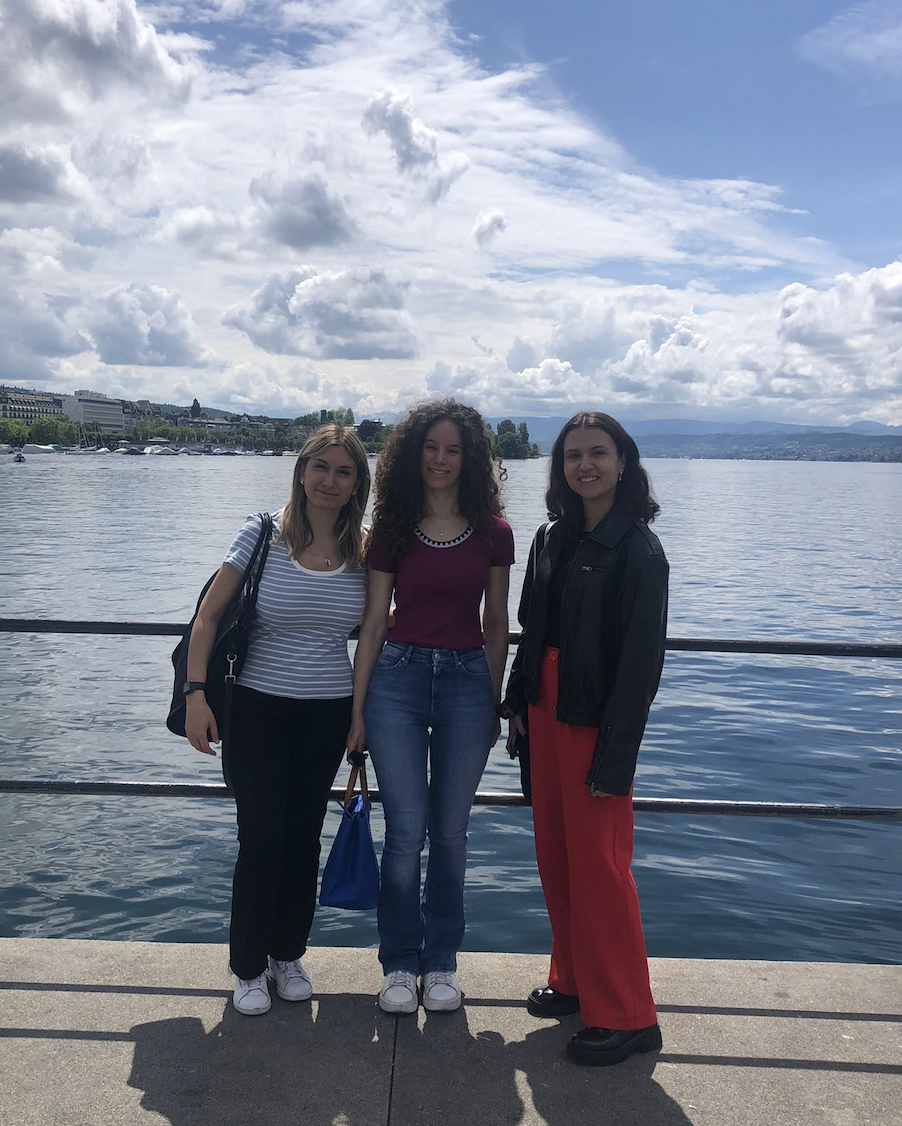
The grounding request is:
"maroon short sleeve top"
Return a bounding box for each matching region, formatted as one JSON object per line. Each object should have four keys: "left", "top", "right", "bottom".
{"left": 366, "top": 516, "right": 514, "bottom": 650}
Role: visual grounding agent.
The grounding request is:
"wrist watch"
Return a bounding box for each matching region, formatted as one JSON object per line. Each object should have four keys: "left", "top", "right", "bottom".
{"left": 183, "top": 681, "right": 207, "bottom": 697}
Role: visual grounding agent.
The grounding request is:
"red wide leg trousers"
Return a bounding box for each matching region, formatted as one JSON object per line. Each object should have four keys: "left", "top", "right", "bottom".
{"left": 528, "top": 647, "right": 657, "bottom": 1030}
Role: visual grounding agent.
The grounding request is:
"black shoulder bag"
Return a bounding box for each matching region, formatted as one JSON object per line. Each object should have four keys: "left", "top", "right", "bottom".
{"left": 166, "top": 513, "right": 274, "bottom": 774}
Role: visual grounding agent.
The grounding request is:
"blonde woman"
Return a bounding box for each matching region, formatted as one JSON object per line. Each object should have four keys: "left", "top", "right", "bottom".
{"left": 185, "top": 425, "right": 370, "bottom": 1016}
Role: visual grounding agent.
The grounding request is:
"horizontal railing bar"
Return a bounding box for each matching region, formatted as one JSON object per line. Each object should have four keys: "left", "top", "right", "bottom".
{"left": 665, "top": 638, "right": 902, "bottom": 658}
{"left": 1, "top": 619, "right": 900, "bottom": 658}
{"left": 0, "top": 779, "right": 898, "bottom": 820}
{"left": 0, "top": 619, "right": 187, "bottom": 637}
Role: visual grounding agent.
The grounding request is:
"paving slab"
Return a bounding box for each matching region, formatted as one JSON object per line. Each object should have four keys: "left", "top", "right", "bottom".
{"left": 0, "top": 939, "right": 900, "bottom": 1126}
{"left": 389, "top": 954, "right": 902, "bottom": 1126}
{"left": 0, "top": 938, "right": 392, "bottom": 1126}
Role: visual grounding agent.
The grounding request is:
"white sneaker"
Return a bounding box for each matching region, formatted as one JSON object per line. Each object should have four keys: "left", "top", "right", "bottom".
{"left": 268, "top": 957, "right": 313, "bottom": 1002}
{"left": 378, "top": 970, "right": 419, "bottom": 1014}
{"left": 232, "top": 972, "right": 272, "bottom": 1015}
{"left": 423, "top": 970, "right": 461, "bottom": 1012}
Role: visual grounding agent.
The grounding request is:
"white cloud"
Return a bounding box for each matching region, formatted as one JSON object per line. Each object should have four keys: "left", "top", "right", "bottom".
{"left": 0, "top": 0, "right": 897, "bottom": 424}
{"left": 799, "top": 2, "right": 902, "bottom": 84}
{"left": 75, "top": 133, "right": 151, "bottom": 189}
{"left": 0, "top": 143, "right": 90, "bottom": 203}
{"left": 362, "top": 90, "right": 440, "bottom": 172}
{"left": 0, "top": 0, "right": 190, "bottom": 123}
{"left": 426, "top": 153, "right": 470, "bottom": 204}
{"left": 0, "top": 228, "right": 92, "bottom": 380}
{"left": 417, "top": 261, "right": 902, "bottom": 423}
{"left": 222, "top": 267, "right": 419, "bottom": 360}
{"left": 362, "top": 88, "right": 470, "bottom": 203}
{"left": 156, "top": 206, "right": 247, "bottom": 259}
{"left": 0, "top": 287, "right": 90, "bottom": 381}
{"left": 506, "top": 336, "right": 539, "bottom": 371}
{"left": 249, "top": 172, "right": 359, "bottom": 250}
{"left": 88, "top": 284, "right": 209, "bottom": 366}
{"left": 426, "top": 353, "right": 601, "bottom": 415}
{"left": 473, "top": 209, "right": 506, "bottom": 247}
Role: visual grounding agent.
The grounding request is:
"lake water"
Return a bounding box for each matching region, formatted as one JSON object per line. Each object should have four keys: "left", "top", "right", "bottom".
{"left": 0, "top": 454, "right": 900, "bottom": 964}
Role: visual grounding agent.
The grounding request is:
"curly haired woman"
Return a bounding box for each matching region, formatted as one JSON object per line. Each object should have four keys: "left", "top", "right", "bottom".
{"left": 347, "top": 399, "right": 514, "bottom": 1014}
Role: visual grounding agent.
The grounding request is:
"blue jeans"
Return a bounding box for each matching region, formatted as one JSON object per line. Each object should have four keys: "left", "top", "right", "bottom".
{"left": 364, "top": 642, "right": 496, "bottom": 974}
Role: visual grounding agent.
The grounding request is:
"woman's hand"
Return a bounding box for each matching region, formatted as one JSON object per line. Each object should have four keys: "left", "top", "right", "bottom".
{"left": 185, "top": 694, "right": 219, "bottom": 756}
{"left": 590, "top": 788, "right": 612, "bottom": 799}
{"left": 505, "top": 713, "right": 525, "bottom": 754}
{"left": 346, "top": 715, "right": 366, "bottom": 760}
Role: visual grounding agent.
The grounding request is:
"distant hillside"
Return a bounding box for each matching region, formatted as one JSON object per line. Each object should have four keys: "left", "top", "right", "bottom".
{"left": 148, "top": 406, "right": 900, "bottom": 458}
{"left": 638, "top": 430, "right": 902, "bottom": 463}
{"left": 486, "top": 416, "right": 901, "bottom": 453}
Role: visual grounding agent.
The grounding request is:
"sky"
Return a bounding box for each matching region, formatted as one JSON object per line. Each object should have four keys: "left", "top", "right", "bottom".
{"left": 1, "top": 0, "right": 901, "bottom": 424}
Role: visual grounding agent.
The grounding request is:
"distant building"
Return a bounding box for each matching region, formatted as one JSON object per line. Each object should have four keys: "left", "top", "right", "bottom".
{"left": 237, "top": 415, "right": 276, "bottom": 433}
{"left": 59, "top": 390, "right": 125, "bottom": 432}
{"left": 122, "top": 400, "right": 161, "bottom": 428}
{"left": 0, "top": 386, "right": 63, "bottom": 423}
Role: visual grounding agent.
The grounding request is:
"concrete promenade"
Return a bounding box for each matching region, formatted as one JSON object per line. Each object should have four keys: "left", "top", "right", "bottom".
{"left": 0, "top": 938, "right": 899, "bottom": 1126}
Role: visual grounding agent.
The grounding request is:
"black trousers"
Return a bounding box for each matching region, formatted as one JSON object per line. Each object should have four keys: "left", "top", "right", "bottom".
{"left": 227, "top": 685, "right": 350, "bottom": 980}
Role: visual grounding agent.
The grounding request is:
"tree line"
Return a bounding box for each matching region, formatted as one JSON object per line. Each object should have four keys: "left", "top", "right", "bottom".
{"left": 492, "top": 419, "right": 542, "bottom": 459}
{"left": 0, "top": 405, "right": 361, "bottom": 452}
{"left": 3, "top": 406, "right": 540, "bottom": 458}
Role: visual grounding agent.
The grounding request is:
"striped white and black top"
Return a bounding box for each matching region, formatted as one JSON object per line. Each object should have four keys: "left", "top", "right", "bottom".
{"left": 223, "top": 512, "right": 366, "bottom": 700}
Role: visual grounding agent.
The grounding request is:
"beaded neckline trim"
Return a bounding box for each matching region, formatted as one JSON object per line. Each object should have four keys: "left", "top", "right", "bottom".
{"left": 415, "top": 524, "right": 474, "bottom": 548}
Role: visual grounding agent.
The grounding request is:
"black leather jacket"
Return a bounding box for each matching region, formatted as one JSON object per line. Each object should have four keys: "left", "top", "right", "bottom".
{"left": 502, "top": 503, "right": 668, "bottom": 797}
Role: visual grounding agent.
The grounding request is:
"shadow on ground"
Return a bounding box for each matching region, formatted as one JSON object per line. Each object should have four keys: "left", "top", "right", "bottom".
{"left": 127, "top": 995, "right": 694, "bottom": 1126}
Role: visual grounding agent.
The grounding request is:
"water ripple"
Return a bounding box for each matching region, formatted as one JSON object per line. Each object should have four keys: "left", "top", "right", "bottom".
{"left": 1, "top": 457, "right": 900, "bottom": 962}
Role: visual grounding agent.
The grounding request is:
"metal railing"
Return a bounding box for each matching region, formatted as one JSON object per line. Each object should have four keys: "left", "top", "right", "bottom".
{"left": 3, "top": 617, "right": 902, "bottom": 659}
{"left": 1, "top": 617, "right": 900, "bottom": 822}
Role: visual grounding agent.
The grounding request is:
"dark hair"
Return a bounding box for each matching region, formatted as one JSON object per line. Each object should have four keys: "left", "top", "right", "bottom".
{"left": 546, "top": 411, "right": 660, "bottom": 528}
{"left": 371, "top": 398, "right": 504, "bottom": 559}
{"left": 278, "top": 425, "right": 370, "bottom": 567}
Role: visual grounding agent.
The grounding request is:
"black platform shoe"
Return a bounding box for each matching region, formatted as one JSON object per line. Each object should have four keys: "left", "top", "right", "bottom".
{"left": 526, "top": 985, "right": 580, "bottom": 1018}
{"left": 566, "top": 1023, "right": 663, "bottom": 1066}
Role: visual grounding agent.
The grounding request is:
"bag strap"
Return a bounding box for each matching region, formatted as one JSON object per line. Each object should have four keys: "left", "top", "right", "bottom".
{"left": 245, "top": 512, "right": 273, "bottom": 613}
{"left": 244, "top": 512, "right": 272, "bottom": 585}
{"left": 221, "top": 513, "right": 273, "bottom": 788}
{"left": 529, "top": 520, "right": 552, "bottom": 570}
{"left": 343, "top": 753, "right": 370, "bottom": 805}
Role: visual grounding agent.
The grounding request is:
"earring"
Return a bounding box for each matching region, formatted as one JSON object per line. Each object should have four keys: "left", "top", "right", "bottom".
{"left": 618, "top": 470, "right": 623, "bottom": 482}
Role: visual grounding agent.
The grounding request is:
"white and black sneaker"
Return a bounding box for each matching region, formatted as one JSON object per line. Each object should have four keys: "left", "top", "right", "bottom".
{"left": 232, "top": 972, "right": 272, "bottom": 1016}
{"left": 268, "top": 957, "right": 313, "bottom": 1002}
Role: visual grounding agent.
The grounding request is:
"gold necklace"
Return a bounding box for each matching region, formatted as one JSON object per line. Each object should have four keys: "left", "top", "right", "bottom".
{"left": 307, "top": 541, "right": 334, "bottom": 566}
{"left": 425, "top": 513, "right": 461, "bottom": 540}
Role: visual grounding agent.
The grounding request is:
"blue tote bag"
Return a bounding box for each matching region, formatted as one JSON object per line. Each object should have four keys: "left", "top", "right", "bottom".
{"left": 320, "top": 755, "right": 380, "bottom": 911}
